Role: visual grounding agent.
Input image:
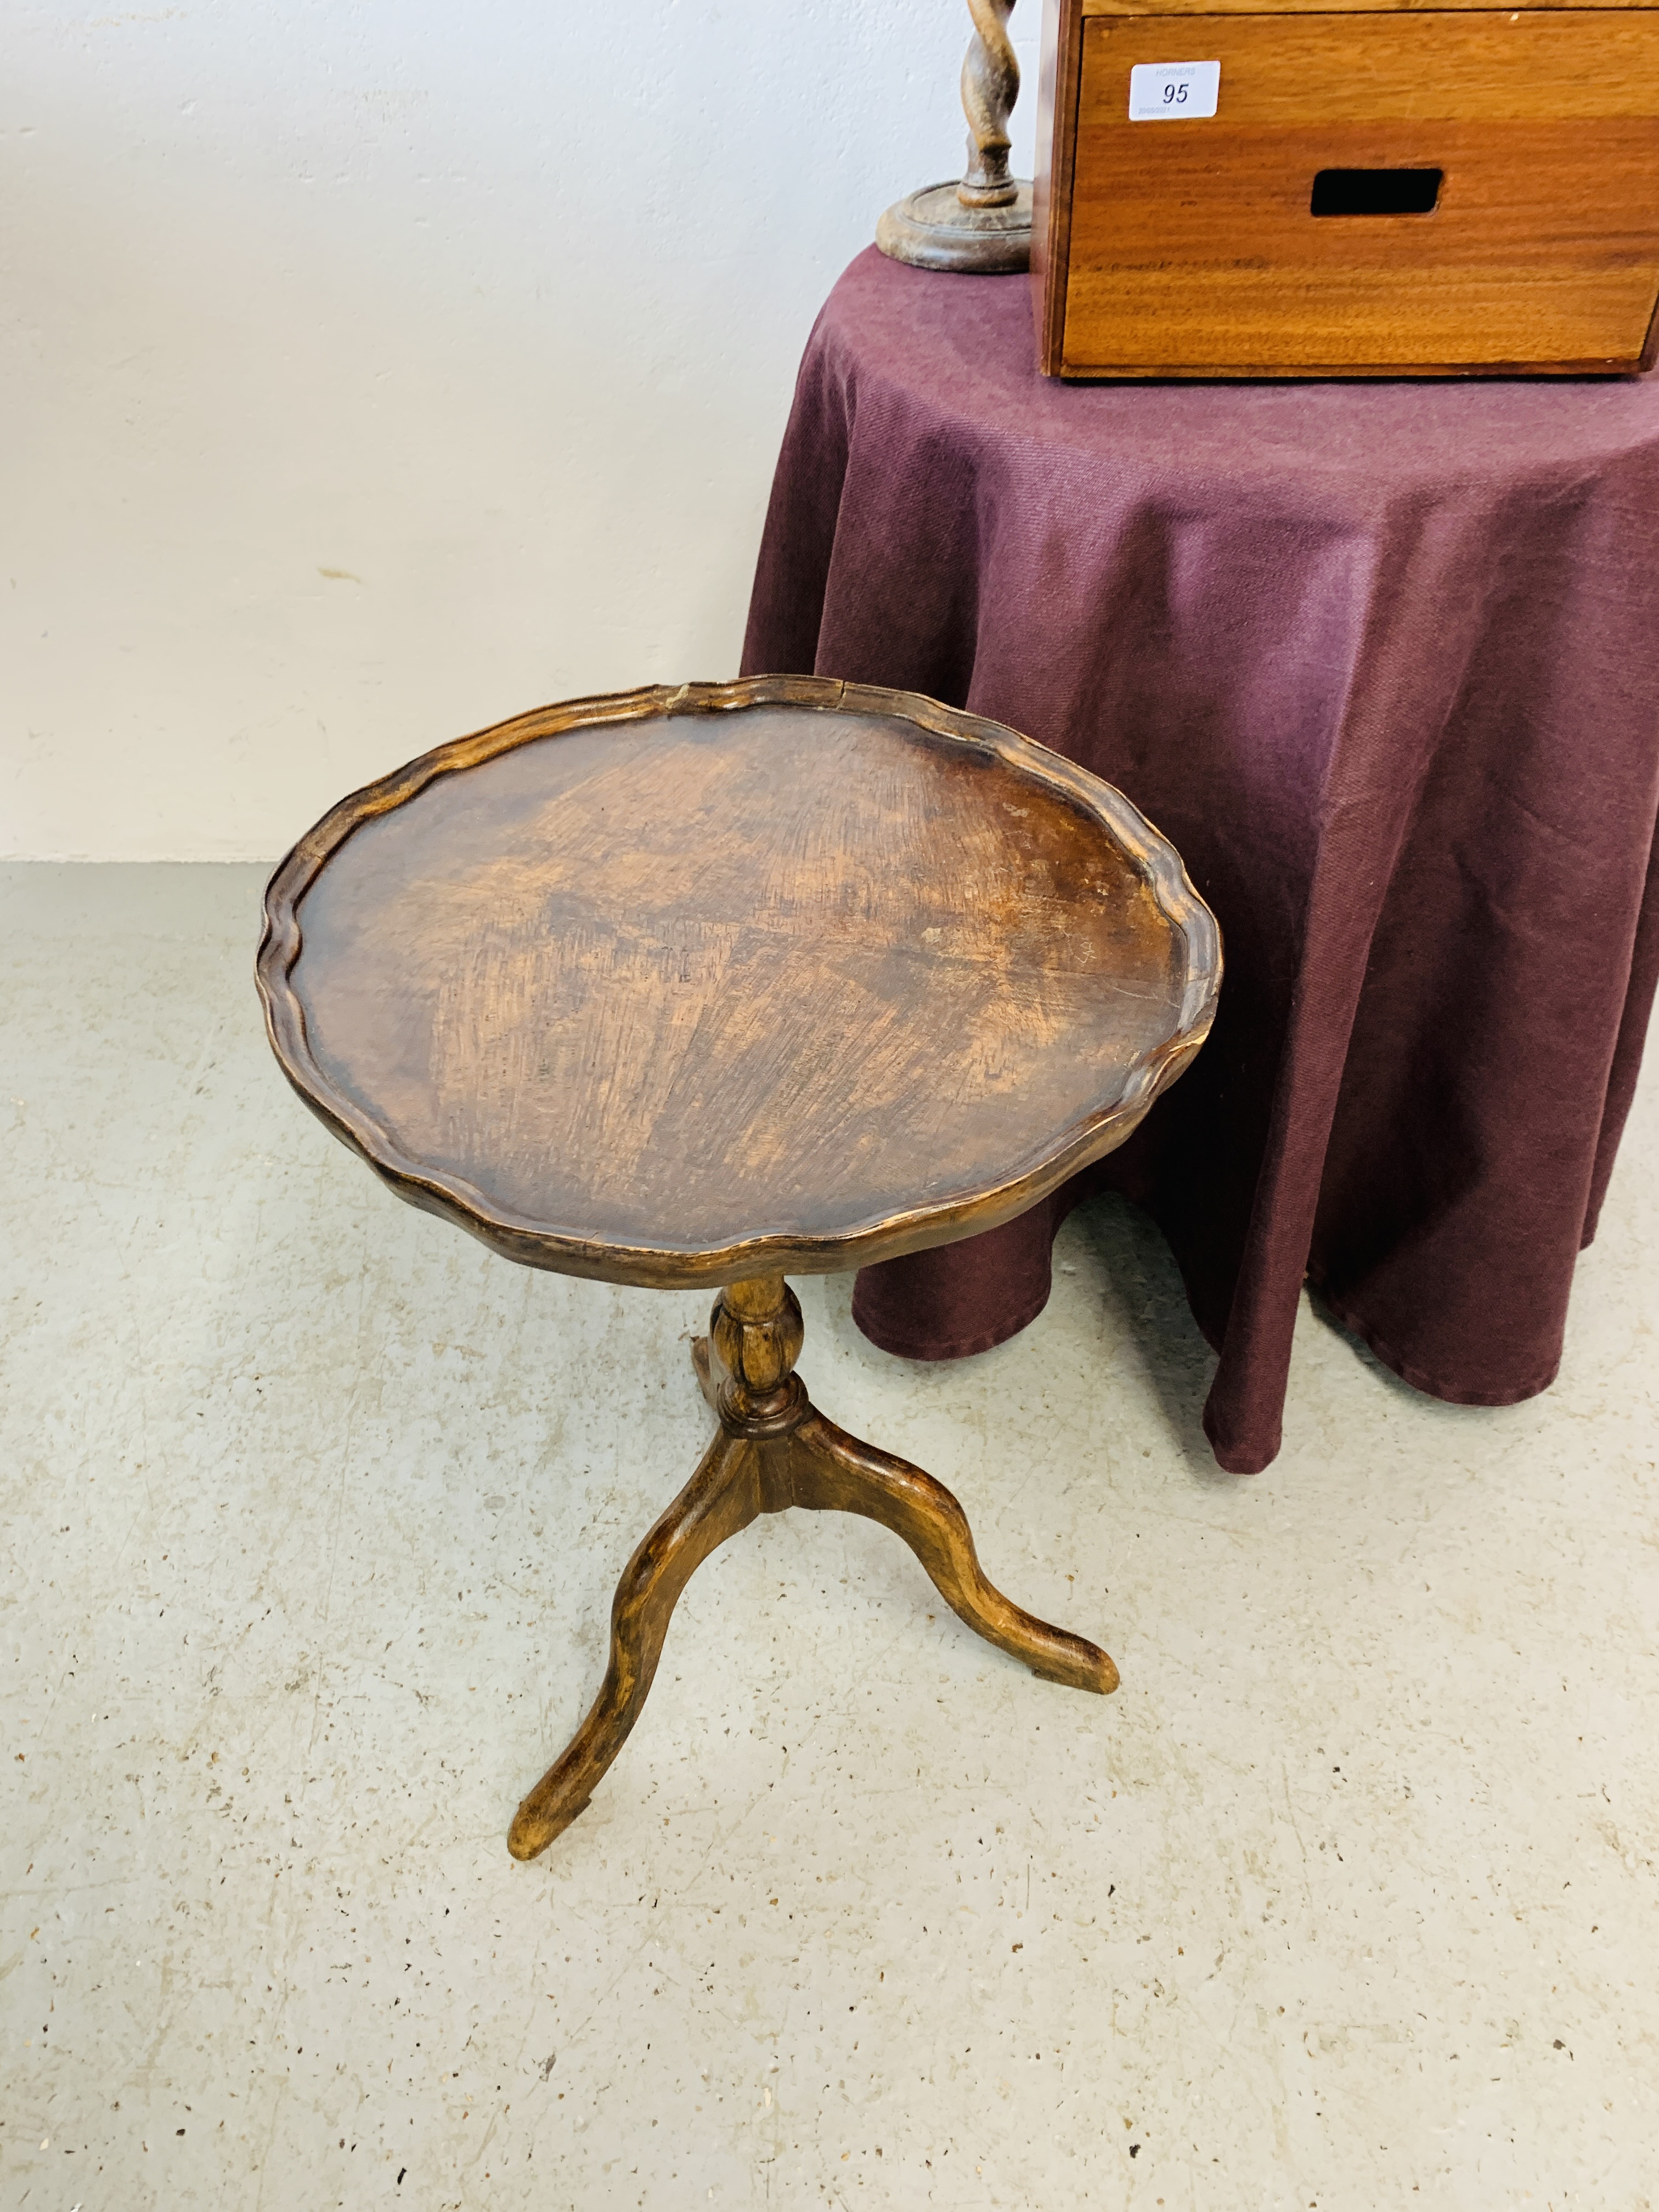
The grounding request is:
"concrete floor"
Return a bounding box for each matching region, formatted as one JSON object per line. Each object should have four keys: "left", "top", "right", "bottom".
{"left": 3, "top": 861, "right": 1656, "bottom": 2212}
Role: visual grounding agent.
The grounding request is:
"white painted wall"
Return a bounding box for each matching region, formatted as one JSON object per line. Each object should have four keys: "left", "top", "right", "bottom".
{"left": 2, "top": 2, "right": 1042, "bottom": 860}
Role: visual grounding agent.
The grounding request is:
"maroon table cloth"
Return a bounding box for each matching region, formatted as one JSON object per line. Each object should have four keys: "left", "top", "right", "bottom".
{"left": 741, "top": 247, "right": 1659, "bottom": 1475}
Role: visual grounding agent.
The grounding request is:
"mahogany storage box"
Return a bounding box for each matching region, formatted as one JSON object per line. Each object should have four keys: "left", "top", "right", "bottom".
{"left": 1032, "top": 0, "right": 1659, "bottom": 377}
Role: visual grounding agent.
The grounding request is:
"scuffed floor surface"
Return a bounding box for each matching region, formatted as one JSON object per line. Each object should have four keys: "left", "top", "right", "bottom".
{"left": 3, "top": 861, "right": 1657, "bottom": 2212}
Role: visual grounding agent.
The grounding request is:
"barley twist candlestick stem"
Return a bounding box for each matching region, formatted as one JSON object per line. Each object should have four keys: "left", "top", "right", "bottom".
{"left": 958, "top": 0, "right": 1021, "bottom": 206}
{"left": 877, "top": 0, "right": 1032, "bottom": 273}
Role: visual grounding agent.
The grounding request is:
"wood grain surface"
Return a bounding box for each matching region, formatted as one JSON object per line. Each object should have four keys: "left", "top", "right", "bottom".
{"left": 258, "top": 679, "right": 1218, "bottom": 1288}
{"left": 1036, "top": 2, "right": 1659, "bottom": 376}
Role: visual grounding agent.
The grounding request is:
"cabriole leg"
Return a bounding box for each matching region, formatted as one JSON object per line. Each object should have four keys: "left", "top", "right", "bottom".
{"left": 510, "top": 1272, "right": 1114, "bottom": 1861}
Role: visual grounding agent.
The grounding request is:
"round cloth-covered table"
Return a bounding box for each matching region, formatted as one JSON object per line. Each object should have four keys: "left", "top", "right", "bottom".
{"left": 743, "top": 247, "right": 1659, "bottom": 1475}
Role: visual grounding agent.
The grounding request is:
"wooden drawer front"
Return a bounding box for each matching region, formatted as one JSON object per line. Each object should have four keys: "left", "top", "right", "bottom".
{"left": 1061, "top": 11, "right": 1659, "bottom": 373}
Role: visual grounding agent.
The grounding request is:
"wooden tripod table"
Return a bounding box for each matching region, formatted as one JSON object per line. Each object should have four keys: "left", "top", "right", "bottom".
{"left": 257, "top": 676, "right": 1220, "bottom": 1860}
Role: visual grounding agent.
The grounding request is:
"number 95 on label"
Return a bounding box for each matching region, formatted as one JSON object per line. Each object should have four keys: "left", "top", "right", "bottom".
{"left": 1128, "top": 60, "right": 1221, "bottom": 120}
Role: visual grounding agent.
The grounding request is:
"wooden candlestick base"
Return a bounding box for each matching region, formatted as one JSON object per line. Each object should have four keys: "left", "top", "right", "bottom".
{"left": 877, "top": 180, "right": 1034, "bottom": 275}
{"left": 506, "top": 1273, "right": 1116, "bottom": 1862}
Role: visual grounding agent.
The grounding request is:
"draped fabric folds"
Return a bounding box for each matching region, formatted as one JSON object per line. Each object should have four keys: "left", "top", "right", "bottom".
{"left": 741, "top": 249, "right": 1659, "bottom": 1473}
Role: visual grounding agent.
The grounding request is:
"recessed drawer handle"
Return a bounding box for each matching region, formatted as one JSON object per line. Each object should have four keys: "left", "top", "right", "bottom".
{"left": 1311, "top": 167, "right": 1443, "bottom": 217}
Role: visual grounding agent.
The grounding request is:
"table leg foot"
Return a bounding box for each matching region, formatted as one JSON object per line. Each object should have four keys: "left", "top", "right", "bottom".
{"left": 787, "top": 1409, "right": 1119, "bottom": 1696}
{"left": 507, "top": 1427, "right": 768, "bottom": 1861}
